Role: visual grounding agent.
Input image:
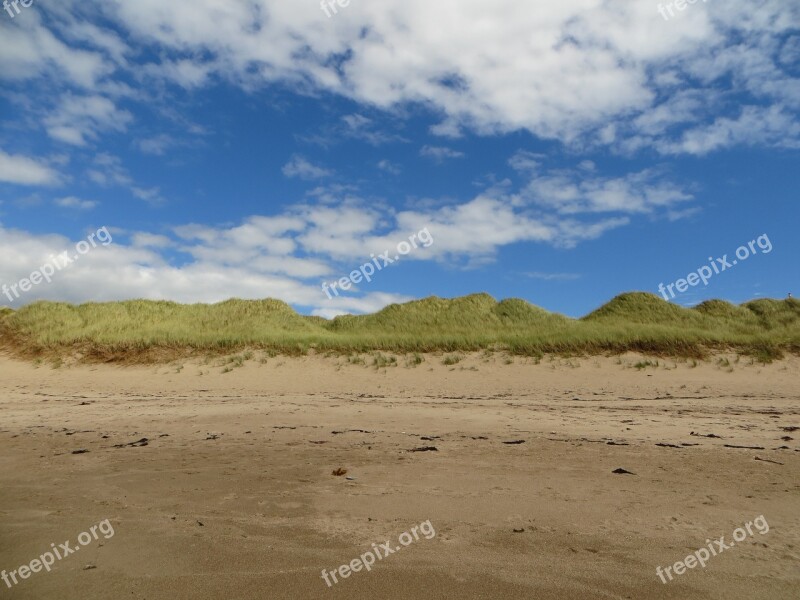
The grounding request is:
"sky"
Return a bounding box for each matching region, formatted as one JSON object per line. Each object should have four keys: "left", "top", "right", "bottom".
{"left": 0, "top": 0, "right": 798, "bottom": 318}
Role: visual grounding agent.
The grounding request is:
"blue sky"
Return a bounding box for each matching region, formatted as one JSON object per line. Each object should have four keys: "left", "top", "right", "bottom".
{"left": 0, "top": 0, "right": 798, "bottom": 318}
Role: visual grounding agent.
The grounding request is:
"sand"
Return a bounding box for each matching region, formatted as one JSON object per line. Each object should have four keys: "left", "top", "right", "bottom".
{"left": 0, "top": 352, "right": 798, "bottom": 599}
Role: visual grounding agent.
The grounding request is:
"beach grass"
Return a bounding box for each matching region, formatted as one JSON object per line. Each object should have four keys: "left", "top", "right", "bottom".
{"left": 1, "top": 293, "right": 798, "bottom": 363}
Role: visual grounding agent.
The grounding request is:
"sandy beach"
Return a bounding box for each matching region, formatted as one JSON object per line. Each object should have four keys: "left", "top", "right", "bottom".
{"left": 0, "top": 352, "right": 797, "bottom": 599}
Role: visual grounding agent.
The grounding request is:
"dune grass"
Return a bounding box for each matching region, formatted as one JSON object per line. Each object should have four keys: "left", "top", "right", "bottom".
{"left": 1, "top": 292, "right": 798, "bottom": 363}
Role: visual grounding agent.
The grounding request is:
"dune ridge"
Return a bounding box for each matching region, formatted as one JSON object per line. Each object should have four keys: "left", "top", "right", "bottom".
{"left": 1, "top": 292, "right": 798, "bottom": 362}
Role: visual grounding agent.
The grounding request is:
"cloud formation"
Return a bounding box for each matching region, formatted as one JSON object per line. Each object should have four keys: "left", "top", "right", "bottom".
{"left": 0, "top": 155, "right": 690, "bottom": 312}
{"left": 0, "top": 149, "right": 63, "bottom": 186}
{"left": 1, "top": 1, "right": 797, "bottom": 153}
{"left": 282, "top": 155, "right": 334, "bottom": 180}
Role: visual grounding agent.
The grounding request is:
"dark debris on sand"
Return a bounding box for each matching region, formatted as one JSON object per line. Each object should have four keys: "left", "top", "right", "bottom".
{"left": 113, "top": 437, "right": 149, "bottom": 448}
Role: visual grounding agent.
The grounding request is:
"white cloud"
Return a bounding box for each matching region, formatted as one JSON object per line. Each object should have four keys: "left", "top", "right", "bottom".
{"left": 1, "top": 1, "right": 797, "bottom": 154}
{"left": 508, "top": 150, "right": 544, "bottom": 174}
{"left": 55, "top": 196, "right": 97, "bottom": 210}
{"left": 131, "top": 232, "right": 173, "bottom": 248}
{"left": 295, "top": 204, "right": 383, "bottom": 259}
{"left": 136, "top": 134, "right": 175, "bottom": 155}
{"left": 666, "top": 206, "right": 702, "bottom": 222}
{"left": 0, "top": 152, "right": 686, "bottom": 311}
{"left": 0, "top": 11, "right": 116, "bottom": 87}
{"left": 0, "top": 222, "right": 407, "bottom": 316}
{"left": 657, "top": 105, "right": 800, "bottom": 155}
{"left": 44, "top": 94, "right": 133, "bottom": 146}
{"left": 338, "top": 114, "right": 407, "bottom": 146}
{"left": 521, "top": 167, "right": 693, "bottom": 215}
{"left": 0, "top": 149, "right": 62, "bottom": 186}
{"left": 312, "top": 292, "right": 416, "bottom": 319}
{"left": 86, "top": 153, "right": 132, "bottom": 186}
{"left": 282, "top": 155, "right": 333, "bottom": 179}
{"left": 377, "top": 159, "right": 401, "bottom": 175}
{"left": 429, "top": 119, "right": 463, "bottom": 139}
{"left": 142, "top": 58, "right": 212, "bottom": 89}
{"left": 131, "top": 186, "right": 164, "bottom": 205}
{"left": 523, "top": 272, "right": 581, "bottom": 281}
{"left": 420, "top": 145, "right": 465, "bottom": 161}
{"left": 396, "top": 196, "right": 553, "bottom": 262}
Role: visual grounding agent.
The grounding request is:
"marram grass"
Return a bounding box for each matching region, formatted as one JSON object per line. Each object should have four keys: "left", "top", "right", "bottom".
{"left": 0, "top": 293, "right": 798, "bottom": 363}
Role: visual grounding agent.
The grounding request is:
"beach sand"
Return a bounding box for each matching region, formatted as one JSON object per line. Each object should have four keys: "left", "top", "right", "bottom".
{"left": 0, "top": 352, "right": 798, "bottom": 599}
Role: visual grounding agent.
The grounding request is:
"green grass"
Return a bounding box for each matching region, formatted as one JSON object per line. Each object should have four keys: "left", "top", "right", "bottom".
{"left": 633, "top": 360, "right": 659, "bottom": 370}
{"left": 371, "top": 352, "right": 397, "bottom": 369}
{"left": 405, "top": 352, "right": 424, "bottom": 367}
{"left": 1, "top": 292, "right": 798, "bottom": 363}
{"left": 442, "top": 354, "right": 463, "bottom": 365}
